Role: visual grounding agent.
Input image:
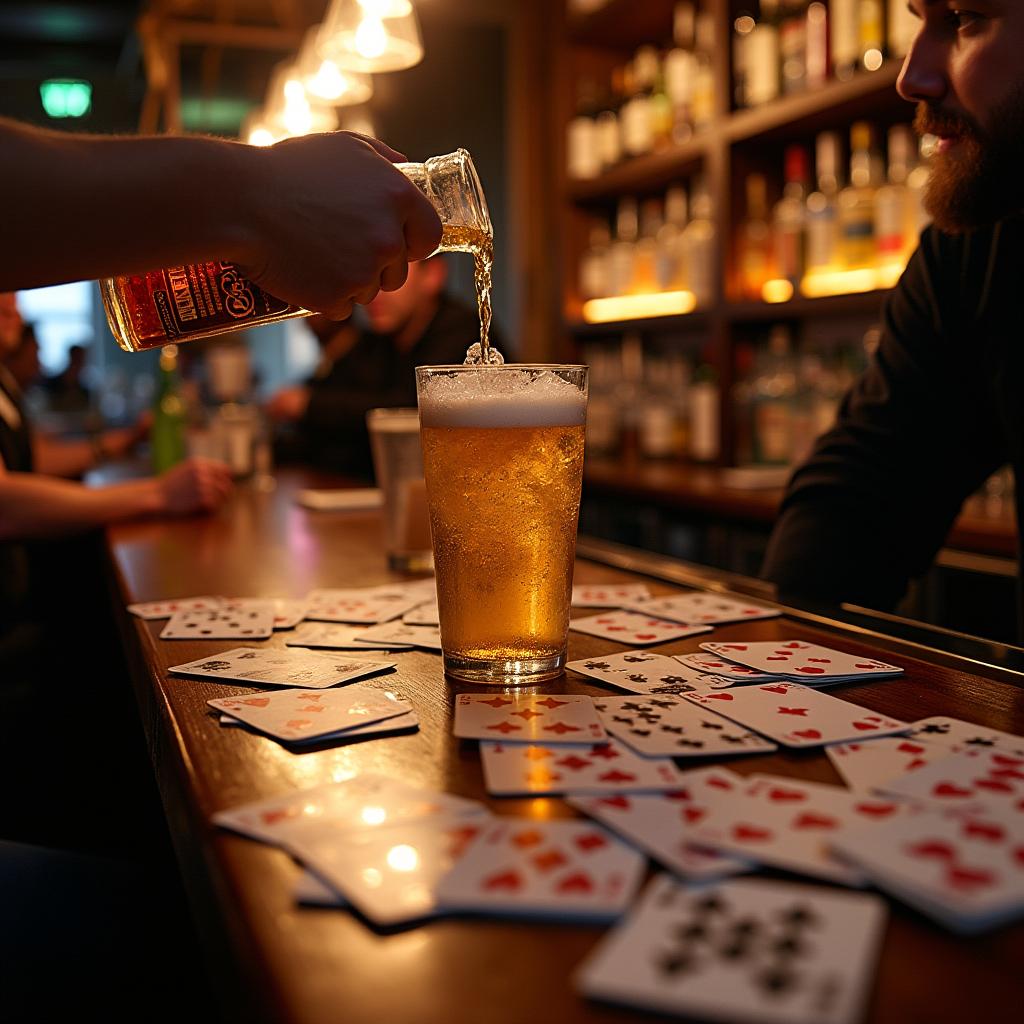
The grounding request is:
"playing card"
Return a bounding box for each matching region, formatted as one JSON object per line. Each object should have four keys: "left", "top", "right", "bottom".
{"left": 402, "top": 599, "right": 440, "bottom": 626}
{"left": 593, "top": 695, "right": 778, "bottom": 758}
{"left": 626, "top": 593, "right": 782, "bottom": 626}
{"left": 285, "top": 623, "right": 414, "bottom": 650}
{"left": 684, "top": 682, "right": 908, "bottom": 749}
{"left": 832, "top": 803, "right": 1024, "bottom": 933}
{"left": 160, "top": 607, "right": 275, "bottom": 640}
{"left": 480, "top": 737, "right": 687, "bottom": 796}
{"left": 700, "top": 641, "right": 903, "bottom": 681}
{"left": 207, "top": 685, "right": 412, "bottom": 742}
{"left": 905, "top": 716, "right": 1024, "bottom": 758}
{"left": 127, "top": 595, "right": 222, "bottom": 619}
{"left": 353, "top": 622, "right": 442, "bottom": 651}
{"left": 222, "top": 597, "right": 308, "bottom": 630}
{"left": 294, "top": 870, "right": 346, "bottom": 907}
{"left": 435, "top": 819, "right": 646, "bottom": 920}
{"left": 220, "top": 709, "right": 419, "bottom": 745}
{"left": 567, "top": 651, "right": 734, "bottom": 694}
{"left": 211, "top": 772, "right": 489, "bottom": 848}
{"left": 567, "top": 768, "right": 752, "bottom": 880}
{"left": 305, "top": 587, "right": 424, "bottom": 624}
{"left": 570, "top": 610, "right": 713, "bottom": 646}
{"left": 674, "top": 651, "right": 783, "bottom": 682}
{"left": 571, "top": 583, "right": 652, "bottom": 608}
{"left": 877, "top": 747, "right": 1024, "bottom": 812}
{"left": 826, "top": 735, "right": 958, "bottom": 792}
{"left": 454, "top": 693, "right": 606, "bottom": 743}
{"left": 170, "top": 647, "right": 396, "bottom": 689}
{"left": 289, "top": 819, "right": 487, "bottom": 926}
{"left": 577, "top": 874, "right": 887, "bottom": 1024}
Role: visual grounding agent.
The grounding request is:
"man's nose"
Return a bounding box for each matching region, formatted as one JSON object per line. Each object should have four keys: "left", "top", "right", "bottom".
{"left": 897, "top": 29, "right": 947, "bottom": 103}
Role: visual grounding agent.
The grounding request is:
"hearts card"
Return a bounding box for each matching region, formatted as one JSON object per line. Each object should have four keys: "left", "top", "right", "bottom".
{"left": 877, "top": 747, "right": 1024, "bottom": 812}
{"left": 435, "top": 819, "right": 646, "bottom": 921}
{"left": 285, "top": 623, "right": 414, "bottom": 651}
{"left": 906, "top": 716, "right": 1024, "bottom": 758}
{"left": 674, "top": 651, "right": 782, "bottom": 682}
{"left": 160, "top": 607, "right": 275, "bottom": 640}
{"left": 825, "top": 736, "right": 958, "bottom": 792}
{"left": 572, "top": 583, "right": 652, "bottom": 608}
{"left": 353, "top": 622, "right": 442, "bottom": 651}
{"left": 683, "top": 682, "right": 908, "bottom": 749}
{"left": 207, "top": 685, "right": 412, "bottom": 743}
{"left": 454, "top": 694, "right": 606, "bottom": 743}
{"left": 220, "top": 709, "right": 419, "bottom": 746}
{"left": 699, "top": 641, "right": 903, "bottom": 681}
{"left": 567, "top": 651, "right": 733, "bottom": 694}
{"left": 570, "top": 611, "right": 713, "bottom": 646}
{"left": 127, "top": 595, "right": 222, "bottom": 619}
{"left": 593, "top": 695, "right": 777, "bottom": 758}
{"left": 170, "top": 647, "right": 395, "bottom": 689}
{"left": 305, "top": 587, "right": 424, "bottom": 624}
{"left": 480, "top": 737, "right": 687, "bottom": 796}
{"left": 626, "top": 593, "right": 782, "bottom": 626}
{"left": 576, "top": 874, "right": 887, "bottom": 1024}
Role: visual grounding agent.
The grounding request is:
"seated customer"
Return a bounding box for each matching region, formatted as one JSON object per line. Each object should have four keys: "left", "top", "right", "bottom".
{"left": 266, "top": 255, "right": 488, "bottom": 481}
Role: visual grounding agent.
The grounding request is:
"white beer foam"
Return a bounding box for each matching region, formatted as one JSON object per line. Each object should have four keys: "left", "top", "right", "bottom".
{"left": 418, "top": 368, "right": 586, "bottom": 428}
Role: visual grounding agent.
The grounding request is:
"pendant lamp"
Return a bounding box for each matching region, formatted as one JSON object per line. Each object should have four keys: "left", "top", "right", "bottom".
{"left": 296, "top": 25, "right": 373, "bottom": 105}
{"left": 318, "top": 0, "right": 424, "bottom": 74}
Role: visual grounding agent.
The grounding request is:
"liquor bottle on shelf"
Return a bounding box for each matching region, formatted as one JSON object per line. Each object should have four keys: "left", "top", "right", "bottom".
{"left": 804, "top": 131, "right": 842, "bottom": 286}
{"left": 584, "top": 345, "right": 622, "bottom": 456}
{"left": 732, "top": 343, "right": 757, "bottom": 466}
{"left": 888, "top": 0, "right": 919, "bottom": 58}
{"left": 656, "top": 184, "right": 689, "bottom": 293}
{"left": 907, "top": 132, "right": 936, "bottom": 235}
{"left": 838, "top": 121, "right": 879, "bottom": 272}
{"left": 858, "top": 0, "right": 885, "bottom": 71}
{"left": 633, "top": 199, "right": 663, "bottom": 294}
{"left": 805, "top": 2, "right": 829, "bottom": 89}
{"left": 579, "top": 221, "right": 612, "bottom": 301}
{"left": 874, "top": 123, "right": 914, "bottom": 285}
{"left": 773, "top": 145, "right": 809, "bottom": 292}
{"left": 684, "top": 176, "right": 716, "bottom": 308}
{"left": 691, "top": 12, "right": 717, "bottom": 126}
{"left": 566, "top": 79, "right": 601, "bottom": 180}
{"left": 689, "top": 362, "right": 720, "bottom": 463}
{"left": 739, "top": 172, "right": 775, "bottom": 300}
{"left": 616, "top": 332, "right": 645, "bottom": 460}
{"left": 666, "top": 2, "right": 697, "bottom": 140}
{"left": 830, "top": 0, "right": 859, "bottom": 81}
{"left": 595, "top": 81, "right": 622, "bottom": 171}
{"left": 650, "top": 66, "right": 674, "bottom": 151}
{"left": 151, "top": 344, "right": 186, "bottom": 473}
{"left": 751, "top": 325, "right": 797, "bottom": 465}
{"left": 609, "top": 198, "right": 640, "bottom": 296}
{"left": 779, "top": 0, "right": 809, "bottom": 95}
{"left": 745, "top": 0, "right": 781, "bottom": 106}
{"left": 640, "top": 354, "right": 681, "bottom": 459}
{"left": 621, "top": 48, "right": 656, "bottom": 157}
{"left": 732, "top": 10, "right": 757, "bottom": 108}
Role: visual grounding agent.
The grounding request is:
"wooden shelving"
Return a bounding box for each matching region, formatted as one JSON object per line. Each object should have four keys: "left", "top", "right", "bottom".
{"left": 568, "top": 136, "right": 708, "bottom": 203}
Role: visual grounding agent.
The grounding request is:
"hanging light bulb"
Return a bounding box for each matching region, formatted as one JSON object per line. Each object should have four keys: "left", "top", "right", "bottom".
{"left": 262, "top": 62, "right": 338, "bottom": 139}
{"left": 295, "top": 25, "right": 373, "bottom": 106}
{"left": 319, "top": 0, "right": 424, "bottom": 74}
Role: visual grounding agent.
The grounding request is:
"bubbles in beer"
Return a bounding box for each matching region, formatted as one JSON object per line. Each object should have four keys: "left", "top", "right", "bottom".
{"left": 439, "top": 223, "right": 501, "bottom": 365}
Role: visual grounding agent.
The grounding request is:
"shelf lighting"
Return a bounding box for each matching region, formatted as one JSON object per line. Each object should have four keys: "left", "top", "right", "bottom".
{"left": 319, "top": 0, "right": 424, "bottom": 74}
{"left": 799, "top": 268, "right": 880, "bottom": 298}
{"left": 582, "top": 291, "right": 697, "bottom": 323}
{"left": 761, "top": 279, "right": 794, "bottom": 304}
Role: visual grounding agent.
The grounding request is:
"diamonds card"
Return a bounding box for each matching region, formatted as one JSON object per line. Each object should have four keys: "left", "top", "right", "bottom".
{"left": 454, "top": 693, "right": 606, "bottom": 743}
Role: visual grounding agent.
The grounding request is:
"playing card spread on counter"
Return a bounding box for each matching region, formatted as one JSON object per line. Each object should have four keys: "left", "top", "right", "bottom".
{"left": 593, "top": 695, "right": 777, "bottom": 757}
{"left": 160, "top": 607, "right": 275, "bottom": 640}
{"left": 905, "top": 716, "right": 1024, "bottom": 758}
{"left": 220, "top": 709, "right": 419, "bottom": 745}
{"left": 127, "top": 595, "right": 222, "bottom": 619}
{"left": 435, "top": 819, "right": 646, "bottom": 921}
{"left": 402, "top": 600, "right": 440, "bottom": 626}
{"left": 570, "top": 610, "right": 713, "bottom": 646}
{"left": 453, "top": 693, "right": 606, "bottom": 743}
{"left": 221, "top": 598, "right": 308, "bottom": 630}
{"left": 577, "top": 874, "right": 887, "bottom": 1024}
{"left": 170, "top": 647, "right": 395, "bottom": 689}
{"left": 207, "top": 685, "right": 412, "bottom": 743}
{"left": 684, "top": 682, "right": 908, "bottom": 748}
{"left": 305, "top": 587, "right": 424, "bottom": 624}
{"left": 877, "top": 747, "right": 1024, "bottom": 811}
{"left": 571, "top": 583, "right": 651, "bottom": 608}
{"left": 675, "top": 651, "right": 782, "bottom": 682}
{"left": 626, "top": 593, "right": 782, "bottom": 626}
{"left": 567, "top": 651, "right": 733, "bottom": 694}
{"left": 352, "top": 622, "right": 442, "bottom": 651}
{"left": 700, "top": 641, "right": 903, "bottom": 682}
{"left": 480, "top": 737, "right": 687, "bottom": 796}
{"left": 286, "top": 623, "right": 414, "bottom": 650}
{"left": 826, "top": 736, "right": 957, "bottom": 792}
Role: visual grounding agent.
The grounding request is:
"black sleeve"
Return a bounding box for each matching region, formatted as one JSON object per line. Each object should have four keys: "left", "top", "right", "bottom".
{"left": 761, "top": 225, "right": 1008, "bottom": 610}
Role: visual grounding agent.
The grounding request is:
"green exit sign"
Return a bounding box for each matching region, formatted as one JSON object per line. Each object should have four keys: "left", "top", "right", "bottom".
{"left": 40, "top": 79, "right": 92, "bottom": 118}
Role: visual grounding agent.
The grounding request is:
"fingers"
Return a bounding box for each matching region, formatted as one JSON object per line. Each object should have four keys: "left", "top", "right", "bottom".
{"left": 379, "top": 254, "right": 409, "bottom": 293}
{"left": 405, "top": 193, "right": 443, "bottom": 262}
{"left": 346, "top": 132, "right": 406, "bottom": 164}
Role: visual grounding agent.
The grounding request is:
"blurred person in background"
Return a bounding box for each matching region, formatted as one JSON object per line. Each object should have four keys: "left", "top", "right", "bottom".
{"left": 43, "top": 343, "right": 92, "bottom": 414}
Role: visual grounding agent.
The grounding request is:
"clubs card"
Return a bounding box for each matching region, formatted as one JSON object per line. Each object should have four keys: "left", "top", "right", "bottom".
{"left": 353, "top": 622, "right": 442, "bottom": 651}
{"left": 593, "top": 695, "right": 778, "bottom": 758}
{"left": 207, "top": 685, "right": 412, "bottom": 743}
{"left": 572, "top": 583, "right": 652, "bottom": 608}
{"left": 288, "top": 819, "right": 487, "bottom": 926}
{"left": 480, "top": 736, "right": 687, "bottom": 797}
{"left": 454, "top": 693, "right": 606, "bottom": 743}
{"left": 435, "top": 819, "right": 646, "bottom": 921}
{"left": 674, "top": 651, "right": 783, "bottom": 682}
{"left": 577, "top": 874, "right": 887, "bottom": 1024}
{"left": 626, "top": 593, "right": 782, "bottom": 626}
{"left": 286, "top": 623, "right": 414, "bottom": 651}
{"left": 221, "top": 598, "right": 308, "bottom": 630}
{"left": 568, "top": 768, "right": 753, "bottom": 881}
{"left": 833, "top": 803, "right": 1024, "bottom": 933}
{"left": 684, "top": 682, "right": 908, "bottom": 749}
{"left": 160, "top": 606, "right": 275, "bottom": 640}
{"left": 211, "top": 772, "right": 489, "bottom": 848}
{"left": 403, "top": 600, "right": 440, "bottom": 626}
{"left": 826, "top": 736, "right": 957, "bottom": 792}
{"left": 700, "top": 641, "right": 903, "bottom": 681}
{"left": 170, "top": 647, "right": 395, "bottom": 689}
{"left": 570, "top": 611, "right": 713, "bottom": 646}
{"left": 127, "top": 595, "right": 222, "bottom": 620}
{"left": 877, "top": 747, "right": 1024, "bottom": 812}
{"left": 905, "top": 716, "right": 1024, "bottom": 758}
{"left": 306, "top": 587, "right": 423, "bottom": 624}
{"left": 567, "top": 651, "right": 733, "bottom": 694}
{"left": 220, "top": 709, "right": 419, "bottom": 745}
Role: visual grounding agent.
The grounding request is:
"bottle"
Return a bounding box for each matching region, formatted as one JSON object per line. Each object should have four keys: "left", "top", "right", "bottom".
{"left": 858, "top": 0, "right": 885, "bottom": 71}
{"left": 907, "top": 132, "right": 936, "bottom": 235}
{"left": 666, "top": 3, "right": 697, "bottom": 139}
{"left": 740, "top": 173, "right": 774, "bottom": 300}
{"left": 732, "top": 343, "right": 757, "bottom": 465}
{"left": 683, "top": 177, "right": 716, "bottom": 308}
{"left": 830, "top": 0, "right": 859, "bottom": 80}
{"left": 567, "top": 79, "right": 601, "bottom": 179}
{"left": 656, "top": 184, "right": 689, "bottom": 293}
{"left": 874, "top": 124, "right": 913, "bottom": 284}
{"left": 779, "top": 0, "right": 809, "bottom": 95}
{"left": 101, "top": 148, "right": 492, "bottom": 352}
{"left": 649, "top": 65, "right": 674, "bottom": 151}
{"left": 773, "top": 145, "right": 809, "bottom": 290}
{"left": 689, "top": 363, "right": 720, "bottom": 463}
{"left": 609, "top": 198, "right": 640, "bottom": 295}
{"left": 640, "top": 356, "right": 679, "bottom": 459}
{"left": 804, "top": 131, "right": 842, "bottom": 284}
{"left": 888, "top": 0, "right": 918, "bottom": 58}
{"left": 691, "top": 13, "right": 717, "bottom": 127}
{"left": 633, "top": 199, "right": 663, "bottom": 294}
{"left": 732, "top": 10, "right": 757, "bottom": 108}
{"left": 151, "top": 344, "right": 186, "bottom": 473}
{"left": 805, "top": 2, "right": 829, "bottom": 89}
{"left": 621, "top": 49, "right": 656, "bottom": 157}
{"left": 752, "top": 325, "right": 797, "bottom": 465}
{"left": 838, "top": 122, "right": 878, "bottom": 271}
{"left": 745, "top": 0, "right": 781, "bottom": 106}
{"left": 579, "top": 221, "right": 612, "bottom": 301}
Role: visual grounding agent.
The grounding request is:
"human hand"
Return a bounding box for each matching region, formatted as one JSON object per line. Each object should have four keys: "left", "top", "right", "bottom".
{"left": 100, "top": 425, "right": 145, "bottom": 461}
{"left": 264, "top": 386, "right": 311, "bottom": 423}
{"left": 158, "top": 457, "right": 233, "bottom": 515}
{"left": 233, "top": 132, "right": 442, "bottom": 320}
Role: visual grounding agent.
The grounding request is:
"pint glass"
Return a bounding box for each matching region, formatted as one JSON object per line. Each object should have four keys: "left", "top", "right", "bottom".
{"left": 415, "top": 364, "right": 588, "bottom": 683}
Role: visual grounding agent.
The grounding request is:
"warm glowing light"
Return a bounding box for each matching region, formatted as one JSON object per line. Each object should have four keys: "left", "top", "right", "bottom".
{"left": 386, "top": 844, "right": 420, "bottom": 872}
{"left": 761, "top": 279, "right": 795, "bottom": 303}
{"left": 799, "top": 268, "right": 881, "bottom": 297}
{"left": 248, "top": 126, "right": 276, "bottom": 146}
{"left": 311, "top": 60, "right": 346, "bottom": 100}
{"left": 582, "top": 290, "right": 697, "bottom": 324}
{"left": 318, "top": 0, "right": 424, "bottom": 73}
{"left": 361, "top": 867, "right": 383, "bottom": 888}
{"left": 863, "top": 48, "right": 884, "bottom": 71}
{"left": 874, "top": 262, "right": 906, "bottom": 289}
{"left": 358, "top": 0, "right": 413, "bottom": 15}
{"left": 360, "top": 805, "right": 387, "bottom": 826}
{"left": 355, "top": 15, "right": 387, "bottom": 58}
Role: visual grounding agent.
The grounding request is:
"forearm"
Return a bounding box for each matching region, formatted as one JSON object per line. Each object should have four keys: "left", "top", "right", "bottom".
{"left": 0, "top": 473, "right": 165, "bottom": 539}
{"left": 0, "top": 117, "right": 255, "bottom": 290}
{"left": 32, "top": 436, "right": 95, "bottom": 479}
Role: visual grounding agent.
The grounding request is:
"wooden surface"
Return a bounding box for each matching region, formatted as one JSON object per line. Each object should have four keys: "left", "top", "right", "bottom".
{"left": 105, "top": 469, "right": 1024, "bottom": 1024}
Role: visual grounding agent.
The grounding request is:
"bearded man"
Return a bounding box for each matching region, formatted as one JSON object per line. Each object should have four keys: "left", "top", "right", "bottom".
{"left": 761, "top": 1, "right": 1024, "bottom": 636}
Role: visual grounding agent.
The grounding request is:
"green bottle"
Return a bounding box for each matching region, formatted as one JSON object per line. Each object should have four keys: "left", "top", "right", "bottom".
{"left": 151, "top": 344, "right": 186, "bottom": 473}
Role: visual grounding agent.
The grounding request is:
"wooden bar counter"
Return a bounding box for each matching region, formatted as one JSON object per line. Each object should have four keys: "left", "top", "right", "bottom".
{"left": 103, "top": 468, "right": 1024, "bottom": 1024}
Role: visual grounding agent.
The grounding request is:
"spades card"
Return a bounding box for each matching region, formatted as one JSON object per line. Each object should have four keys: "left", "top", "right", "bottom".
{"left": 127, "top": 595, "right": 222, "bottom": 620}
{"left": 305, "top": 587, "right": 424, "bottom": 624}
{"left": 285, "top": 623, "right": 414, "bottom": 651}
{"left": 454, "top": 693, "right": 606, "bottom": 743}
{"left": 593, "top": 695, "right": 778, "bottom": 758}
{"left": 567, "top": 651, "right": 732, "bottom": 694}
{"left": 700, "top": 641, "right": 903, "bottom": 682}
{"left": 570, "top": 611, "right": 713, "bottom": 646}
{"left": 170, "top": 646, "right": 395, "bottom": 689}
{"left": 480, "top": 736, "right": 687, "bottom": 796}
{"left": 435, "top": 819, "right": 646, "bottom": 921}
{"left": 905, "top": 716, "right": 1024, "bottom": 758}
{"left": 684, "top": 682, "right": 908, "bottom": 749}
{"left": 577, "top": 874, "right": 887, "bottom": 1024}
{"left": 160, "top": 607, "right": 275, "bottom": 640}
{"left": 572, "top": 583, "right": 652, "bottom": 608}
{"left": 825, "top": 735, "right": 958, "bottom": 792}
{"left": 626, "top": 593, "right": 782, "bottom": 626}
{"left": 353, "top": 622, "right": 442, "bottom": 651}
{"left": 675, "top": 651, "right": 783, "bottom": 682}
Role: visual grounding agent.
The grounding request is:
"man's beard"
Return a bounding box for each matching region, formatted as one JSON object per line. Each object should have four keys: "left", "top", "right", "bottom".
{"left": 916, "top": 89, "right": 1024, "bottom": 233}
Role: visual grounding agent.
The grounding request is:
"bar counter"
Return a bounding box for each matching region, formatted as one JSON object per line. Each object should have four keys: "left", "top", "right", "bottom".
{"left": 103, "top": 468, "right": 1024, "bottom": 1024}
